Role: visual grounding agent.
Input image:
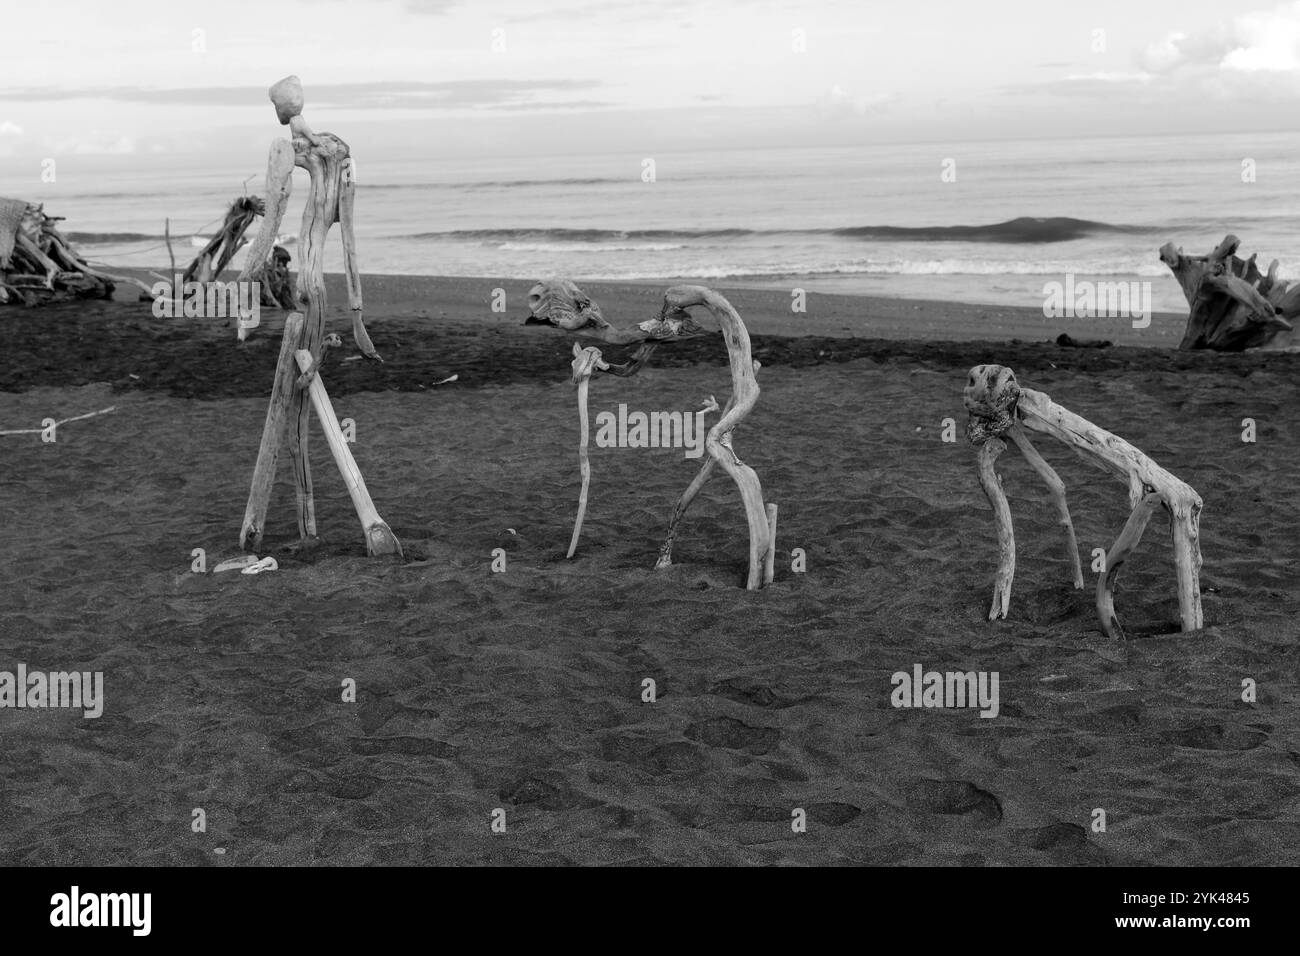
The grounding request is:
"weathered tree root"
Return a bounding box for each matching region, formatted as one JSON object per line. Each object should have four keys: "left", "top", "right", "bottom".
{"left": 1160, "top": 234, "right": 1297, "bottom": 350}
{"left": 965, "top": 363, "right": 1203, "bottom": 638}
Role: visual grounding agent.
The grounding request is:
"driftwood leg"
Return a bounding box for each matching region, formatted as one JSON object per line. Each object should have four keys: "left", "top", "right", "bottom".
{"left": 1171, "top": 499, "right": 1204, "bottom": 632}
{"left": 290, "top": 380, "right": 316, "bottom": 542}
{"left": 567, "top": 344, "right": 609, "bottom": 558}
{"left": 976, "top": 437, "right": 1014, "bottom": 620}
{"left": 764, "top": 503, "right": 778, "bottom": 585}
{"left": 1097, "top": 490, "right": 1162, "bottom": 640}
{"left": 655, "top": 455, "right": 718, "bottom": 570}
{"left": 292, "top": 350, "right": 401, "bottom": 557}
{"left": 241, "top": 311, "right": 305, "bottom": 549}
{"left": 1007, "top": 424, "right": 1083, "bottom": 588}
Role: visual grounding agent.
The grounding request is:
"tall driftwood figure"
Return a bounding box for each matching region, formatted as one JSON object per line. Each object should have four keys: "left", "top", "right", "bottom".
{"left": 534, "top": 280, "right": 777, "bottom": 589}
{"left": 237, "top": 76, "right": 400, "bottom": 558}
{"left": 1160, "top": 235, "right": 1297, "bottom": 350}
{"left": 964, "top": 364, "right": 1203, "bottom": 638}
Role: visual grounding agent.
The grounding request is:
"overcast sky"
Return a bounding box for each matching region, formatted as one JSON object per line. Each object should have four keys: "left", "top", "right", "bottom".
{"left": 2, "top": 0, "right": 1300, "bottom": 164}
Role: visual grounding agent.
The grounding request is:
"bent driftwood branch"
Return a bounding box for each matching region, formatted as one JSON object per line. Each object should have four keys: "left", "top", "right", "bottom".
{"left": 965, "top": 364, "right": 1203, "bottom": 638}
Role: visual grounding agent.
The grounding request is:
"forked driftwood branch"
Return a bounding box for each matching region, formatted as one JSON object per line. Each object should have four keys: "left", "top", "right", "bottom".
{"left": 965, "top": 364, "right": 1203, "bottom": 638}
{"left": 555, "top": 282, "right": 777, "bottom": 589}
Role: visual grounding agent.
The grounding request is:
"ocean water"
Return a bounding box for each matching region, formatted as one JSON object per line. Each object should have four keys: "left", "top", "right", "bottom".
{"left": 5, "top": 131, "right": 1298, "bottom": 315}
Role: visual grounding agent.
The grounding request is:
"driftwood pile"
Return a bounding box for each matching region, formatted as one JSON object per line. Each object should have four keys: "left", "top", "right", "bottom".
{"left": 0, "top": 199, "right": 120, "bottom": 304}
{"left": 1160, "top": 235, "right": 1298, "bottom": 350}
{"left": 182, "top": 196, "right": 295, "bottom": 309}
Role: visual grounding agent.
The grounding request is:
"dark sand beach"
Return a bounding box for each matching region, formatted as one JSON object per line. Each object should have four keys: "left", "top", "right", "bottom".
{"left": 1, "top": 275, "right": 1297, "bottom": 866}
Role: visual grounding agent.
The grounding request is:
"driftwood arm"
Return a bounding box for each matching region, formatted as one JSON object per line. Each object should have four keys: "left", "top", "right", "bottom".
{"left": 238, "top": 138, "right": 294, "bottom": 285}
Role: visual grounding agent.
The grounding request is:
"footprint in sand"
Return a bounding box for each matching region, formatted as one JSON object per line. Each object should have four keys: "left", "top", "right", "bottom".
{"left": 349, "top": 736, "right": 457, "bottom": 758}
{"left": 1158, "top": 723, "right": 1269, "bottom": 751}
{"left": 906, "top": 779, "right": 1003, "bottom": 826}
{"left": 709, "top": 677, "right": 794, "bottom": 709}
{"left": 1081, "top": 701, "right": 1145, "bottom": 733}
{"left": 706, "top": 802, "right": 863, "bottom": 827}
{"left": 498, "top": 776, "right": 600, "bottom": 811}
{"left": 684, "top": 716, "right": 780, "bottom": 755}
{"left": 599, "top": 736, "right": 708, "bottom": 773}
{"left": 323, "top": 773, "right": 382, "bottom": 801}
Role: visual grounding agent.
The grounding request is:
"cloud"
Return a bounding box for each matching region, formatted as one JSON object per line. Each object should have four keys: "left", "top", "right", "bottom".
{"left": 506, "top": 0, "right": 696, "bottom": 23}
{"left": 50, "top": 134, "right": 136, "bottom": 155}
{"left": 0, "top": 120, "right": 22, "bottom": 136}
{"left": 1140, "top": 1, "right": 1300, "bottom": 74}
{"left": 817, "top": 85, "right": 899, "bottom": 119}
{"left": 0, "top": 79, "right": 606, "bottom": 113}
{"left": 1004, "top": 2, "right": 1300, "bottom": 104}
{"left": 401, "top": 0, "right": 462, "bottom": 13}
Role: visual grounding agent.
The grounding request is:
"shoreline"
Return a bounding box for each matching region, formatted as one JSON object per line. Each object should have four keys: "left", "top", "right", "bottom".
{"left": 114, "top": 269, "right": 1189, "bottom": 348}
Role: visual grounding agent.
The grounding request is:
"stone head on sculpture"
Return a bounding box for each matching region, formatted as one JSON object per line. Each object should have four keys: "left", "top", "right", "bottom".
{"left": 964, "top": 363, "right": 1204, "bottom": 640}
{"left": 270, "top": 75, "right": 305, "bottom": 125}
{"left": 268, "top": 75, "right": 325, "bottom": 149}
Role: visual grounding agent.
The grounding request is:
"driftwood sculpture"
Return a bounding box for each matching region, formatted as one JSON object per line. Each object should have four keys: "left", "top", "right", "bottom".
{"left": 964, "top": 364, "right": 1203, "bottom": 638}
{"left": 0, "top": 199, "right": 149, "bottom": 304}
{"left": 237, "top": 75, "right": 399, "bottom": 558}
{"left": 1160, "top": 235, "right": 1297, "bottom": 350}
{"left": 533, "top": 279, "right": 777, "bottom": 589}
